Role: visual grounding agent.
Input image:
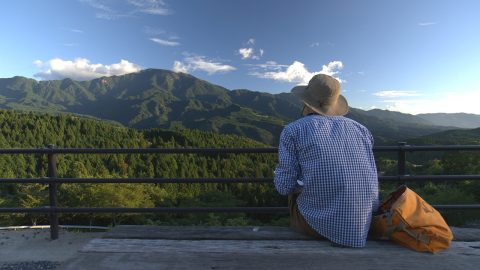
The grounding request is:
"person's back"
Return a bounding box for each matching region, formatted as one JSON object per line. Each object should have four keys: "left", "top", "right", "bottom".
{"left": 274, "top": 74, "right": 378, "bottom": 247}
{"left": 275, "top": 114, "right": 378, "bottom": 247}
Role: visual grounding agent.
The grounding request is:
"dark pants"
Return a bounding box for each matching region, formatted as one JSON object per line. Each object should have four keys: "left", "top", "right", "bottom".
{"left": 288, "top": 192, "right": 324, "bottom": 240}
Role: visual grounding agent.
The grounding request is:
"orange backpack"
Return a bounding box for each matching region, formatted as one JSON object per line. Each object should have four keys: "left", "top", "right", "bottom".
{"left": 371, "top": 185, "right": 453, "bottom": 253}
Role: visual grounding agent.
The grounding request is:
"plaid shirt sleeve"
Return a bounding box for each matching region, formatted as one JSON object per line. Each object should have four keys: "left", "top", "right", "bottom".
{"left": 274, "top": 127, "right": 301, "bottom": 195}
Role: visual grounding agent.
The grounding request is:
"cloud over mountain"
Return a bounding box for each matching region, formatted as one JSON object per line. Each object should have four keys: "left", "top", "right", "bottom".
{"left": 173, "top": 55, "right": 236, "bottom": 75}
{"left": 250, "top": 60, "right": 344, "bottom": 84}
{"left": 374, "top": 91, "right": 420, "bottom": 98}
{"left": 33, "top": 58, "right": 142, "bottom": 81}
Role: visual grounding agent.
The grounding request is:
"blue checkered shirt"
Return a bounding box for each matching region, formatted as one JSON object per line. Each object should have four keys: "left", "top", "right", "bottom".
{"left": 274, "top": 115, "right": 379, "bottom": 247}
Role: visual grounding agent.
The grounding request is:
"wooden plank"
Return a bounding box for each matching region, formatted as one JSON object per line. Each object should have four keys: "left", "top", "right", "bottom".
{"left": 104, "top": 225, "right": 480, "bottom": 241}
{"left": 451, "top": 227, "right": 480, "bottom": 241}
{"left": 63, "top": 226, "right": 480, "bottom": 270}
{"left": 104, "top": 225, "right": 312, "bottom": 240}
{"left": 81, "top": 238, "right": 480, "bottom": 256}
{"left": 64, "top": 249, "right": 480, "bottom": 270}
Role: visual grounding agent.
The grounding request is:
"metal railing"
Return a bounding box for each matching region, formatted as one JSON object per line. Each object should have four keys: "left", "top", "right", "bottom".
{"left": 1, "top": 142, "right": 480, "bottom": 240}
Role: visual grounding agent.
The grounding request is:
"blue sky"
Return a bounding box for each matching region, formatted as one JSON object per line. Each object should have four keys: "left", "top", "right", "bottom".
{"left": 1, "top": 0, "right": 480, "bottom": 114}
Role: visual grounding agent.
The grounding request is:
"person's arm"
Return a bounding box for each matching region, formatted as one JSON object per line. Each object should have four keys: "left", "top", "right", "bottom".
{"left": 274, "top": 127, "right": 301, "bottom": 195}
{"left": 367, "top": 129, "right": 374, "bottom": 147}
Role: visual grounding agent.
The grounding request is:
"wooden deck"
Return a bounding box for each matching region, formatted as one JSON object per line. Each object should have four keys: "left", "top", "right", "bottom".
{"left": 60, "top": 226, "right": 480, "bottom": 270}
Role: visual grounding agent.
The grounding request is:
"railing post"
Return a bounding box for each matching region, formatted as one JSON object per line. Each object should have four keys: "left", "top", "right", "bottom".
{"left": 47, "top": 144, "right": 59, "bottom": 240}
{"left": 397, "top": 142, "right": 407, "bottom": 186}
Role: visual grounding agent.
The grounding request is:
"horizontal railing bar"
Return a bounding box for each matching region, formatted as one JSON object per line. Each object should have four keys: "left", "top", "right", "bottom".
{"left": 402, "top": 145, "right": 480, "bottom": 151}
{"left": 0, "top": 207, "right": 289, "bottom": 213}
{"left": 0, "top": 225, "right": 109, "bottom": 230}
{"left": 0, "top": 148, "right": 278, "bottom": 155}
{"left": 374, "top": 145, "right": 480, "bottom": 152}
{"left": 2, "top": 175, "right": 480, "bottom": 184}
{"left": 0, "top": 145, "right": 480, "bottom": 155}
{"left": 378, "top": 175, "right": 480, "bottom": 182}
{"left": 1, "top": 205, "right": 479, "bottom": 213}
{"left": 0, "top": 177, "right": 274, "bottom": 184}
{"left": 433, "top": 205, "right": 480, "bottom": 209}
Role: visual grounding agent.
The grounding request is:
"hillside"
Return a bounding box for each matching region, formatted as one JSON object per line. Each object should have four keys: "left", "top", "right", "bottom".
{"left": 345, "top": 108, "right": 453, "bottom": 144}
{"left": 0, "top": 69, "right": 469, "bottom": 145}
{"left": 407, "top": 127, "right": 480, "bottom": 145}
{"left": 0, "top": 110, "right": 279, "bottom": 226}
{"left": 417, "top": 113, "right": 480, "bottom": 129}
{"left": 362, "top": 109, "right": 433, "bottom": 126}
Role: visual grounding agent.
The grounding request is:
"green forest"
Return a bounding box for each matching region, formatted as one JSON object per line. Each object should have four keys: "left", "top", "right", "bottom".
{"left": 0, "top": 109, "right": 478, "bottom": 227}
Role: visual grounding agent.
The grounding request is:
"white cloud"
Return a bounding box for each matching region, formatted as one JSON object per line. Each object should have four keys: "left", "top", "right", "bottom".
{"left": 172, "top": 61, "right": 189, "bottom": 73}
{"left": 150, "top": 37, "right": 179, "bottom": 46}
{"left": 239, "top": 48, "right": 254, "bottom": 59}
{"left": 250, "top": 60, "right": 344, "bottom": 84}
{"left": 145, "top": 26, "right": 180, "bottom": 46}
{"left": 382, "top": 90, "right": 480, "bottom": 114}
{"left": 310, "top": 42, "right": 320, "bottom": 47}
{"left": 247, "top": 61, "right": 287, "bottom": 70}
{"left": 374, "top": 90, "right": 420, "bottom": 98}
{"left": 70, "top": 28, "right": 83, "bottom": 33}
{"left": 33, "top": 60, "right": 43, "bottom": 68}
{"left": 80, "top": 0, "right": 122, "bottom": 19}
{"left": 418, "top": 22, "right": 437, "bottom": 26}
{"left": 238, "top": 39, "right": 263, "bottom": 60}
{"left": 33, "top": 58, "right": 142, "bottom": 81}
{"left": 258, "top": 61, "right": 312, "bottom": 83}
{"left": 81, "top": 0, "right": 170, "bottom": 19}
{"left": 238, "top": 47, "right": 263, "bottom": 60}
{"left": 128, "top": 0, "right": 165, "bottom": 6}
{"left": 173, "top": 55, "right": 236, "bottom": 75}
{"left": 319, "top": 61, "right": 343, "bottom": 78}
{"left": 128, "top": 0, "right": 170, "bottom": 15}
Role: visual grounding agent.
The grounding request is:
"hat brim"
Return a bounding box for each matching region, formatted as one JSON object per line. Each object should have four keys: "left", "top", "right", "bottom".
{"left": 291, "top": 85, "right": 308, "bottom": 99}
{"left": 291, "top": 85, "right": 349, "bottom": 116}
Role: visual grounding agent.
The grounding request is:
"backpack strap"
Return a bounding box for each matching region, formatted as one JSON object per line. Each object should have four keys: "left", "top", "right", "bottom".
{"left": 382, "top": 213, "right": 431, "bottom": 245}
{"left": 382, "top": 212, "right": 397, "bottom": 237}
{"left": 398, "top": 222, "right": 431, "bottom": 245}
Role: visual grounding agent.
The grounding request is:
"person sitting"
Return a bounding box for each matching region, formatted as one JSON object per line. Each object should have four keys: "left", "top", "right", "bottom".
{"left": 274, "top": 74, "right": 379, "bottom": 247}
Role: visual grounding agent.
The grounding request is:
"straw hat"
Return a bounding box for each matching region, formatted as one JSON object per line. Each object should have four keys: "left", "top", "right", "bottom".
{"left": 291, "top": 74, "right": 349, "bottom": 116}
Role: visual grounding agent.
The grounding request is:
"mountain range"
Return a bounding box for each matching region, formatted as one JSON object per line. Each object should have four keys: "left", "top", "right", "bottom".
{"left": 1, "top": 69, "right": 479, "bottom": 145}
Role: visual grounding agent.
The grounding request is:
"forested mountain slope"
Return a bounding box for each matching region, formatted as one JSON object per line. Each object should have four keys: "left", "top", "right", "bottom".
{"left": 0, "top": 70, "right": 463, "bottom": 145}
